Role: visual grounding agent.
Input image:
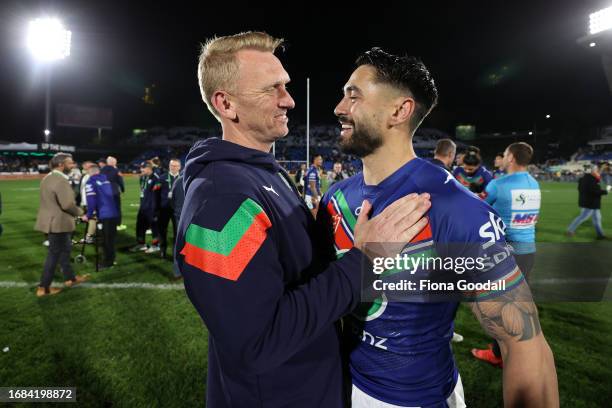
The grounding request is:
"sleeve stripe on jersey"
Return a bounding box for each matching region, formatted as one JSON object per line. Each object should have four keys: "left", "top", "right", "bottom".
{"left": 180, "top": 198, "right": 272, "bottom": 281}
{"left": 332, "top": 190, "right": 357, "bottom": 228}
{"left": 464, "top": 267, "right": 524, "bottom": 301}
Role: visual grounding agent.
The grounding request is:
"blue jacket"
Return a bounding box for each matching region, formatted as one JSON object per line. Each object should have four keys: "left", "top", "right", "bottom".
{"left": 139, "top": 173, "right": 161, "bottom": 213}
{"left": 100, "top": 165, "right": 124, "bottom": 195}
{"left": 176, "top": 138, "right": 369, "bottom": 407}
{"left": 170, "top": 174, "right": 184, "bottom": 220}
{"left": 85, "top": 174, "right": 119, "bottom": 220}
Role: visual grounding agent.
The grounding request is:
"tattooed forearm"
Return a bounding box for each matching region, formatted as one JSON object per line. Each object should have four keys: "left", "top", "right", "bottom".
{"left": 470, "top": 279, "right": 541, "bottom": 342}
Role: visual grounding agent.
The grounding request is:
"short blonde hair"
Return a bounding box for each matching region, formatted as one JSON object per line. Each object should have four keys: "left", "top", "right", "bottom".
{"left": 197, "top": 31, "right": 284, "bottom": 121}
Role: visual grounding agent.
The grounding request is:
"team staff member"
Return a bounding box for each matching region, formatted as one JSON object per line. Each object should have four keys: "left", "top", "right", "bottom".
{"left": 101, "top": 156, "right": 125, "bottom": 230}
{"left": 159, "top": 158, "right": 181, "bottom": 259}
{"left": 35, "top": 153, "right": 90, "bottom": 297}
{"left": 84, "top": 164, "right": 120, "bottom": 269}
{"left": 472, "top": 142, "right": 541, "bottom": 367}
{"left": 169, "top": 172, "right": 185, "bottom": 280}
{"left": 79, "top": 161, "right": 97, "bottom": 243}
{"left": 130, "top": 162, "right": 162, "bottom": 252}
{"left": 328, "top": 47, "right": 557, "bottom": 407}
{"left": 304, "top": 154, "right": 323, "bottom": 215}
{"left": 178, "top": 31, "right": 431, "bottom": 407}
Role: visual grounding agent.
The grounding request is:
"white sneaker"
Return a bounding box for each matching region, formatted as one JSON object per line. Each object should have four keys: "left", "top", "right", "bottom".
{"left": 129, "top": 244, "right": 149, "bottom": 252}
{"left": 145, "top": 245, "right": 160, "bottom": 254}
{"left": 452, "top": 332, "right": 464, "bottom": 343}
{"left": 146, "top": 229, "right": 152, "bottom": 235}
{"left": 116, "top": 224, "right": 127, "bottom": 231}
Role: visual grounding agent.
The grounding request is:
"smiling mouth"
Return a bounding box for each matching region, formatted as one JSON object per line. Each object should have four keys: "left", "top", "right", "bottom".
{"left": 340, "top": 121, "right": 354, "bottom": 136}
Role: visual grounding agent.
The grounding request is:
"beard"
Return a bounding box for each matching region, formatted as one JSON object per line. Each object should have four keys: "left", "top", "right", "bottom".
{"left": 338, "top": 116, "right": 383, "bottom": 158}
{"left": 62, "top": 166, "right": 72, "bottom": 175}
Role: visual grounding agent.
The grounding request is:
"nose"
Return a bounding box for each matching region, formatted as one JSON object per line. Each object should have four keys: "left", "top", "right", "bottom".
{"left": 279, "top": 87, "right": 295, "bottom": 110}
{"left": 334, "top": 97, "right": 348, "bottom": 118}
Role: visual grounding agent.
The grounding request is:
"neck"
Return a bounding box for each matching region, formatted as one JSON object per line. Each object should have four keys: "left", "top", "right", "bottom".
{"left": 170, "top": 171, "right": 179, "bottom": 177}
{"left": 222, "top": 121, "right": 272, "bottom": 153}
{"left": 433, "top": 154, "right": 449, "bottom": 167}
{"left": 362, "top": 133, "right": 417, "bottom": 185}
{"left": 507, "top": 164, "right": 527, "bottom": 175}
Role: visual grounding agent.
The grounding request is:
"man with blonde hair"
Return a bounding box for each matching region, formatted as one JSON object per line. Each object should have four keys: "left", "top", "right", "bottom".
{"left": 176, "top": 31, "right": 431, "bottom": 407}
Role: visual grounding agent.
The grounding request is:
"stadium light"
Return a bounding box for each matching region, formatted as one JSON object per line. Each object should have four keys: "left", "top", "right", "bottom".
{"left": 590, "top": 6, "right": 612, "bottom": 35}
{"left": 27, "top": 18, "right": 71, "bottom": 61}
{"left": 529, "top": 131, "right": 533, "bottom": 135}
{"left": 546, "top": 114, "right": 551, "bottom": 119}
{"left": 590, "top": 42, "right": 597, "bottom": 47}
{"left": 26, "top": 17, "right": 71, "bottom": 142}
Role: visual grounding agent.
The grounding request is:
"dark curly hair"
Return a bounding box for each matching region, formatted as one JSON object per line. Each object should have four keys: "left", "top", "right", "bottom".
{"left": 356, "top": 47, "right": 438, "bottom": 129}
{"left": 463, "top": 148, "right": 482, "bottom": 166}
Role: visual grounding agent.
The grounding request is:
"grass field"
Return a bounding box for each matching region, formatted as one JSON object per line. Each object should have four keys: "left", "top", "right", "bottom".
{"left": 1, "top": 177, "right": 611, "bottom": 407}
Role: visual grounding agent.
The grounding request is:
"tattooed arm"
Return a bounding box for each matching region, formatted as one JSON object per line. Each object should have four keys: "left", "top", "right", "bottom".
{"left": 469, "top": 272, "right": 559, "bottom": 408}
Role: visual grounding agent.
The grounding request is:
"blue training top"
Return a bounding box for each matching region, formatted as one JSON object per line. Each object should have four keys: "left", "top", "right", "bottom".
{"left": 484, "top": 171, "right": 540, "bottom": 254}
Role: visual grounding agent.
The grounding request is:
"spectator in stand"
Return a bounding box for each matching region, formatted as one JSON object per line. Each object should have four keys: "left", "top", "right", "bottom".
{"left": 130, "top": 162, "right": 162, "bottom": 252}
{"left": 101, "top": 156, "right": 126, "bottom": 231}
{"left": 84, "top": 165, "right": 120, "bottom": 269}
{"left": 159, "top": 158, "right": 182, "bottom": 259}
{"left": 427, "top": 138, "right": 456, "bottom": 171}
{"left": 566, "top": 163, "right": 612, "bottom": 239}
{"left": 327, "top": 162, "right": 348, "bottom": 185}
{"left": 35, "top": 153, "right": 89, "bottom": 297}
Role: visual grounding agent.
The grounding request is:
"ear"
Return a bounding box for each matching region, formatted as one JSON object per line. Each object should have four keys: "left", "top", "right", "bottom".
{"left": 211, "top": 91, "right": 237, "bottom": 121}
{"left": 389, "top": 97, "right": 416, "bottom": 127}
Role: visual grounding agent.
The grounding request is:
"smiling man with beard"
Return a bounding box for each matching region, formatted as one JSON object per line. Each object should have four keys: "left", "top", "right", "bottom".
{"left": 317, "top": 48, "right": 558, "bottom": 407}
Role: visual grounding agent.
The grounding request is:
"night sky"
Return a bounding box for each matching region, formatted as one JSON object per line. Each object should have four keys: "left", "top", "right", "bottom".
{"left": 1, "top": 0, "right": 611, "bottom": 143}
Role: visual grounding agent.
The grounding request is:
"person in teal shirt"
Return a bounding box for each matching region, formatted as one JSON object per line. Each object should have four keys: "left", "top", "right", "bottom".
{"left": 472, "top": 142, "right": 541, "bottom": 368}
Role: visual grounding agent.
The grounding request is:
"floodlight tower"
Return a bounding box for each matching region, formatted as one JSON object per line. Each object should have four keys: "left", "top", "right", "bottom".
{"left": 577, "top": 6, "right": 612, "bottom": 93}
{"left": 26, "top": 17, "right": 72, "bottom": 143}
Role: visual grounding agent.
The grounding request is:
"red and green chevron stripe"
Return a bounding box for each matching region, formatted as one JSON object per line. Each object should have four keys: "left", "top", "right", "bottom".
{"left": 180, "top": 198, "right": 272, "bottom": 281}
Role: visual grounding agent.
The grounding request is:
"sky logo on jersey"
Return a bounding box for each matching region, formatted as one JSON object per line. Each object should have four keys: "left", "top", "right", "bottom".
{"left": 180, "top": 198, "right": 272, "bottom": 281}
{"left": 479, "top": 211, "right": 506, "bottom": 249}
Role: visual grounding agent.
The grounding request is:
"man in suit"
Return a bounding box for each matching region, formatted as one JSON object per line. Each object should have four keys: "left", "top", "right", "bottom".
{"left": 35, "top": 153, "right": 90, "bottom": 297}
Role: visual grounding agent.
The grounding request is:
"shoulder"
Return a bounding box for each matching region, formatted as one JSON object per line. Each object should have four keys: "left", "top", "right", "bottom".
{"left": 185, "top": 161, "right": 267, "bottom": 204}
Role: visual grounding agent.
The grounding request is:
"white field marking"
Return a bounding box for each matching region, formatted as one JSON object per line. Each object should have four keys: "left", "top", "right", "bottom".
{"left": 0, "top": 281, "right": 184, "bottom": 290}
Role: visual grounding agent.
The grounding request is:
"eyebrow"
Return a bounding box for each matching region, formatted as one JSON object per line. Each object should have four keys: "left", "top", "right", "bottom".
{"left": 344, "top": 85, "right": 362, "bottom": 95}
{"left": 267, "top": 77, "right": 291, "bottom": 89}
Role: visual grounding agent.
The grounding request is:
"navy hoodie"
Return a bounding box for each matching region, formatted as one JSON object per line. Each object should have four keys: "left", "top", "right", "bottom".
{"left": 176, "top": 138, "right": 369, "bottom": 408}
